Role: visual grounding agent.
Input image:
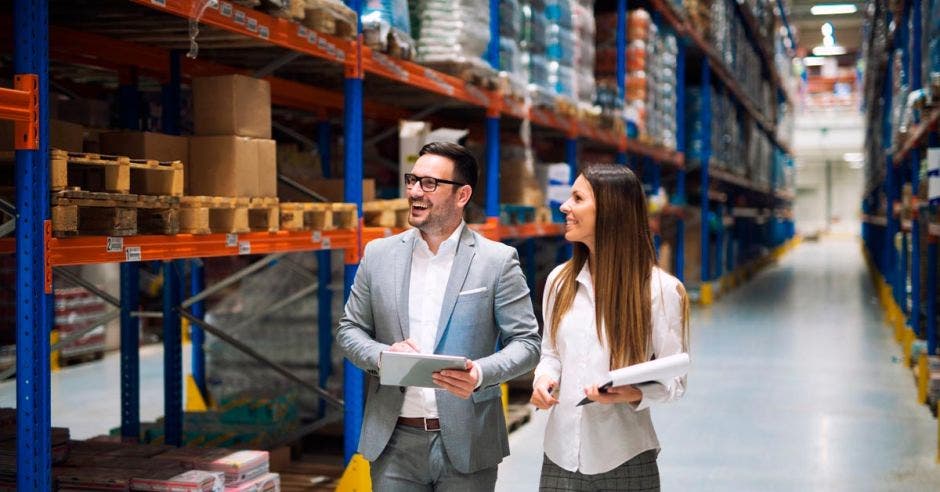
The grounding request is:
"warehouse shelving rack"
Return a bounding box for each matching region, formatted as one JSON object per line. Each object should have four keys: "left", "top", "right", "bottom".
{"left": 2, "top": 0, "right": 797, "bottom": 485}
{"left": 860, "top": 0, "right": 939, "bottom": 425}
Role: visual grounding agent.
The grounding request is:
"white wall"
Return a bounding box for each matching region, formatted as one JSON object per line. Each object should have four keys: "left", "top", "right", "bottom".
{"left": 791, "top": 106, "right": 865, "bottom": 236}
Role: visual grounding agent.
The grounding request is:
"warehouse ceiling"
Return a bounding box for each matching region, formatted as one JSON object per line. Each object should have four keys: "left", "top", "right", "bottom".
{"left": 786, "top": 1, "right": 866, "bottom": 60}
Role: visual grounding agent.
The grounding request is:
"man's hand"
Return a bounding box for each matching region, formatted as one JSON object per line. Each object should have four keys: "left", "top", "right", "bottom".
{"left": 530, "top": 375, "right": 559, "bottom": 410}
{"left": 432, "top": 359, "right": 480, "bottom": 399}
{"left": 388, "top": 338, "right": 420, "bottom": 353}
{"left": 583, "top": 384, "right": 642, "bottom": 405}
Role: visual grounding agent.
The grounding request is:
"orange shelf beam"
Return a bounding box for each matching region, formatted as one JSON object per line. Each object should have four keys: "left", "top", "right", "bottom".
{"left": 893, "top": 109, "right": 940, "bottom": 166}
{"left": 21, "top": 229, "right": 360, "bottom": 267}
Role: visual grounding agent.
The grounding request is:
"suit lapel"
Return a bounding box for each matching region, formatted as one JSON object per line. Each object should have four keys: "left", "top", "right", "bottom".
{"left": 434, "top": 226, "right": 476, "bottom": 350}
{"left": 396, "top": 229, "right": 416, "bottom": 340}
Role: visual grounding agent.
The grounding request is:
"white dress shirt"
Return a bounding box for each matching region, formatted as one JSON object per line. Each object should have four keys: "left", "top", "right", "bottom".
{"left": 534, "top": 263, "right": 687, "bottom": 474}
{"left": 399, "top": 222, "right": 466, "bottom": 418}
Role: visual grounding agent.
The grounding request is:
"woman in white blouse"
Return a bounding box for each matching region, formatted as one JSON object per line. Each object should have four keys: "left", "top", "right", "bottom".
{"left": 530, "top": 164, "right": 689, "bottom": 491}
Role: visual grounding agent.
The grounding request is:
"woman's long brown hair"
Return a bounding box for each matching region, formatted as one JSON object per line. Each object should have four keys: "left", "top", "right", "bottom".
{"left": 548, "top": 165, "right": 657, "bottom": 368}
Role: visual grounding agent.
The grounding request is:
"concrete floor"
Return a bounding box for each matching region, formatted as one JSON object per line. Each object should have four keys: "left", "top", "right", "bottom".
{"left": 2, "top": 236, "right": 940, "bottom": 490}
{"left": 496, "top": 236, "right": 940, "bottom": 491}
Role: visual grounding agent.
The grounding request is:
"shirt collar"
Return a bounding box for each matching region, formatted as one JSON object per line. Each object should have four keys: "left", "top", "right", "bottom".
{"left": 575, "top": 261, "right": 594, "bottom": 302}
{"left": 415, "top": 221, "right": 465, "bottom": 257}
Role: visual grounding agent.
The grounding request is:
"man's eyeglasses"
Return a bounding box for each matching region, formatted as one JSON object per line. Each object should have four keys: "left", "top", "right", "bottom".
{"left": 404, "top": 173, "right": 466, "bottom": 192}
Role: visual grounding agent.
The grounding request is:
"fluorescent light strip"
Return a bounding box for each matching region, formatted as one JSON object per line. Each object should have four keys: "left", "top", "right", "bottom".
{"left": 812, "top": 46, "right": 847, "bottom": 56}
{"left": 811, "top": 4, "right": 858, "bottom": 16}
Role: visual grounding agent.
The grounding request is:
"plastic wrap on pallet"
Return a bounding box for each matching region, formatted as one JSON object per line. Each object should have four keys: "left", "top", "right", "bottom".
{"left": 571, "top": 0, "right": 596, "bottom": 105}
{"left": 415, "top": 0, "right": 491, "bottom": 69}
{"left": 362, "top": 0, "right": 415, "bottom": 55}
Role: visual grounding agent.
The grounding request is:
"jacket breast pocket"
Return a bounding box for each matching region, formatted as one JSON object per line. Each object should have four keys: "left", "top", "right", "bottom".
{"left": 471, "top": 384, "right": 502, "bottom": 403}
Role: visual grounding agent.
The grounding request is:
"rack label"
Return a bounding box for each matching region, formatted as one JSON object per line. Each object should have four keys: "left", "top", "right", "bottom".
{"left": 125, "top": 247, "right": 142, "bottom": 262}
{"left": 311, "top": 231, "right": 322, "bottom": 242}
{"left": 238, "top": 241, "right": 251, "bottom": 255}
{"left": 259, "top": 25, "right": 269, "bottom": 39}
{"left": 106, "top": 237, "right": 123, "bottom": 253}
{"left": 246, "top": 17, "right": 258, "bottom": 33}
{"left": 220, "top": 2, "right": 233, "bottom": 17}
{"left": 234, "top": 10, "right": 246, "bottom": 25}
{"left": 226, "top": 234, "right": 238, "bottom": 247}
{"left": 298, "top": 26, "right": 308, "bottom": 37}
{"left": 321, "top": 237, "right": 331, "bottom": 249}
{"left": 150, "top": 0, "right": 166, "bottom": 7}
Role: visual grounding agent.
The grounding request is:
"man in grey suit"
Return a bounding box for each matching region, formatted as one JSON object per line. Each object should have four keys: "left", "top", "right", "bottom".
{"left": 336, "top": 142, "right": 541, "bottom": 490}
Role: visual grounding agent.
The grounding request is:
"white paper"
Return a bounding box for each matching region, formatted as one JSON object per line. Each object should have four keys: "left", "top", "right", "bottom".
{"left": 606, "top": 353, "right": 690, "bottom": 388}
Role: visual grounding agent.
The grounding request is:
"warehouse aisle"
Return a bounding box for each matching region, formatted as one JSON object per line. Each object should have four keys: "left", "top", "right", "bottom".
{"left": 497, "top": 236, "right": 940, "bottom": 491}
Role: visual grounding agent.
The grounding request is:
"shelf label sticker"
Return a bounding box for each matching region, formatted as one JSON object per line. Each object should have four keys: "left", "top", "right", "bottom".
{"left": 298, "top": 26, "right": 308, "bottom": 37}
{"left": 220, "top": 2, "right": 233, "bottom": 17}
{"left": 384, "top": 228, "right": 392, "bottom": 237}
{"left": 226, "top": 233, "right": 238, "bottom": 247}
{"left": 106, "top": 237, "right": 123, "bottom": 253}
{"left": 312, "top": 231, "right": 322, "bottom": 242}
{"left": 259, "top": 25, "right": 269, "bottom": 39}
{"left": 321, "top": 237, "right": 331, "bottom": 249}
{"left": 234, "top": 10, "right": 246, "bottom": 25}
{"left": 247, "top": 17, "right": 258, "bottom": 33}
{"left": 150, "top": 0, "right": 167, "bottom": 7}
{"left": 208, "top": 0, "right": 219, "bottom": 9}
{"left": 535, "top": 225, "right": 544, "bottom": 235}
{"left": 125, "top": 247, "right": 142, "bottom": 262}
{"left": 238, "top": 241, "right": 251, "bottom": 255}
{"left": 308, "top": 32, "right": 317, "bottom": 44}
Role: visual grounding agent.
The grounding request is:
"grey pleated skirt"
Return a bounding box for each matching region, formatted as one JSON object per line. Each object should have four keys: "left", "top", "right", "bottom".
{"left": 539, "top": 449, "right": 660, "bottom": 492}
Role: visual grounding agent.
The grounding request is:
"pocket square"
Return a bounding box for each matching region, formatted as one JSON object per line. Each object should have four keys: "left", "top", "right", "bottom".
{"left": 458, "top": 286, "right": 488, "bottom": 296}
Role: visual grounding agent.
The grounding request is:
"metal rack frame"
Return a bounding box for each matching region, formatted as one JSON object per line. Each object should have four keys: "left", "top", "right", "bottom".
{"left": 3, "top": 0, "right": 798, "bottom": 484}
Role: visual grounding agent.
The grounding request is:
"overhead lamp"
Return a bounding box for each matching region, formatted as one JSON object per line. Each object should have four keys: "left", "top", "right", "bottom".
{"left": 821, "top": 22, "right": 834, "bottom": 36}
{"left": 811, "top": 4, "right": 858, "bottom": 15}
{"left": 803, "top": 56, "right": 825, "bottom": 66}
{"left": 812, "top": 46, "right": 847, "bottom": 56}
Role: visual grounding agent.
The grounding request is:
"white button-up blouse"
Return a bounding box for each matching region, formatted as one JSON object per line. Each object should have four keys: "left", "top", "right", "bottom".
{"left": 533, "top": 262, "right": 687, "bottom": 474}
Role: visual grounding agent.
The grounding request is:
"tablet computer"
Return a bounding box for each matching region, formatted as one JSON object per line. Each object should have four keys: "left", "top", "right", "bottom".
{"left": 379, "top": 352, "right": 468, "bottom": 388}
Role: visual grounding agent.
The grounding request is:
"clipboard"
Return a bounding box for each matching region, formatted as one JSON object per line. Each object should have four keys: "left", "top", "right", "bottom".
{"left": 379, "top": 351, "right": 468, "bottom": 388}
{"left": 577, "top": 353, "right": 690, "bottom": 406}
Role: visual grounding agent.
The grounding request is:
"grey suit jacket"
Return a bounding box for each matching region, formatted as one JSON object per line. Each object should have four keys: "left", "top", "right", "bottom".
{"left": 335, "top": 225, "right": 541, "bottom": 473}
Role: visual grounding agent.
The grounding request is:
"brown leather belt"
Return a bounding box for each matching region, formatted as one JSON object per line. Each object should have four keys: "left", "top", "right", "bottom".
{"left": 397, "top": 417, "right": 441, "bottom": 431}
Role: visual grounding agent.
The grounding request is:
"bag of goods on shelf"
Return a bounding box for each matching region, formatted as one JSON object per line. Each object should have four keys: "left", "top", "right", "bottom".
{"left": 302, "top": 0, "right": 357, "bottom": 40}
{"left": 571, "top": 0, "right": 596, "bottom": 106}
{"left": 537, "top": 162, "right": 571, "bottom": 223}
{"left": 363, "top": 0, "right": 416, "bottom": 58}
{"left": 154, "top": 448, "right": 270, "bottom": 486}
{"left": 414, "top": 0, "right": 493, "bottom": 80}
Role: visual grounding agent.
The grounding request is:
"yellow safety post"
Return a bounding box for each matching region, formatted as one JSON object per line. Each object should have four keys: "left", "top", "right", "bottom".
{"left": 699, "top": 282, "right": 714, "bottom": 306}
{"left": 501, "top": 383, "right": 510, "bottom": 423}
{"left": 185, "top": 374, "right": 209, "bottom": 412}
{"left": 181, "top": 318, "right": 191, "bottom": 345}
{"left": 917, "top": 354, "right": 929, "bottom": 405}
{"left": 336, "top": 453, "right": 372, "bottom": 492}
{"left": 50, "top": 330, "right": 60, "bottom": 372}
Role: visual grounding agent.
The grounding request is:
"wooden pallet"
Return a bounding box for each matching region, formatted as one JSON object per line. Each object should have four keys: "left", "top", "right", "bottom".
{"left": 301, "top": 0, "right": 357, "bottom": 40}
{"left": 51, "top": 190, "right": 180, "bottom": 237}
{"left": 50, "top": 149, "right": 183, "bottom": 197}
{"left": 179, "top": 196, "right": 279, "bottom": 234}
{"left": 278, "top": 202, "right": 357, "bottom": 231}
{"left": 362, "top": 198, "right": 410, "bottom": 228}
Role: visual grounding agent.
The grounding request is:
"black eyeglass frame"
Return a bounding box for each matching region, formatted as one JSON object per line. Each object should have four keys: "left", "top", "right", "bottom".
{"left": 404, "top": 173, "right": 467, "bottom": 192}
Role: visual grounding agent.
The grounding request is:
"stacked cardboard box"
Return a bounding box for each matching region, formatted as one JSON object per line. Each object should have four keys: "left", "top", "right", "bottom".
{"left": 189, "top": 75, "right": 277, "bottom": 198}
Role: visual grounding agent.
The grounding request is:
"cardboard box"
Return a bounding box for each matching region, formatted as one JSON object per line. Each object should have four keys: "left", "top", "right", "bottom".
{"left": 0, "top": 119, "right": 85, "bottom": 152}
{"left": 99, "top": 131, "right": 189, "bottom": 163}
{"left": 305, "top": 179, "right": 375, "bottom": 202}
{"left": 188, "top": 136, "right": 262, "bottom": 197}
{"left": 256, "top": 138, "right": 277, "bottom": 197}
{"left": 193, "top": 75, "right": 271, "bottom": 138}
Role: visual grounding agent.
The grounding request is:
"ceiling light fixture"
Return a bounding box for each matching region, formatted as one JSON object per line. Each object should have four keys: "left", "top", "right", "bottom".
{"left": 811, "top": 4, "right": 858, "bottom": 16}
{"left": 812, "top": 46, "right": 847, "bottom": 56}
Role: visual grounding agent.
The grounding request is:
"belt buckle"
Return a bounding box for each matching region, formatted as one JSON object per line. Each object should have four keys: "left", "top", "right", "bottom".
{"left": 423, "top": 418, "right": 440, "bottom": 432}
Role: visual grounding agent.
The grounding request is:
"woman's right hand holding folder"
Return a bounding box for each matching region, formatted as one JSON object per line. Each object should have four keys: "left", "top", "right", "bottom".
{"left": 530, "top": 375, "right": 559, "bottom": 410}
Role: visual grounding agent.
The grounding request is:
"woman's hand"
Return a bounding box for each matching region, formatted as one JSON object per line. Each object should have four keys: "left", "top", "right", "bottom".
{"left": 530, "top": 375, "right": 559, "bottom": 410}
{"left": 583, "top": 384, "right": 642, "bottom": 405}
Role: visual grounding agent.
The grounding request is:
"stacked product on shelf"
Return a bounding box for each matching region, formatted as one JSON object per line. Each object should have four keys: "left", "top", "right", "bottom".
{"left": 413, "top": 0, "right": 493, "bottom": 80}
{"left": 523, "top": 0, "right": 575, "bottom": 106}
{"left": 624, "top": 9, "right": 649, "bottom": 138}
{"left": 644, "top": 20, "right": 678, "bottom": 149}
{"left": 362, "top": 0, "right": 416, "bottom": 59}
{"left": 537, "top": 162, "right": 573, "bottom": 223}
{"left": 593, "top": 10, "right": 623, "bottom": 117}
{"left": 708, "top": 0, "right": 773, "bottom": 112}
{"left": 499, "top": 0, "right": 526, "bottom": 95}
{"left": 571, "top": 0, "right": 597, "bottom": 109}
{"left": 53, "top": 286, "right": 108, "bottom": 363}
{"left": 300, "top": 0, "right": 358, "bottom": 40}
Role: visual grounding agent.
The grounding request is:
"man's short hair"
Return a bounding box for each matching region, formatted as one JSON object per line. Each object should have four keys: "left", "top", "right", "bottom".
{"left": 418, "top": 141, "right": 479, "bottom": 190}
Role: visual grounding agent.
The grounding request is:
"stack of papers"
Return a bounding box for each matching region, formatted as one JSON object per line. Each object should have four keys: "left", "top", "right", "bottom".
{"left": 577, "top": 353, "right": 690, "bottom": 406}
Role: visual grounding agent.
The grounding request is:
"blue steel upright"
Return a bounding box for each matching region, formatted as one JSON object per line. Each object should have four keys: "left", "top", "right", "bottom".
{"left": 14, "top": 0, "right": 51, "bottom": 489}
{"left": 485, "top": 0, "right": 501, "bottom": 219}
{"left": 909, "top": 0, "right": 923, "bottom": 336}
{"left": 614, "top": 0, "right": 628, "bottom": 165}
{"left": 342, "top": 0, "right": 365, "bottom": 465}
{"left": 674, "top": 37, "right": 686, "bottom": 281}
{"left": 163, "top": 261, "right": 183, "bottom": 446}
{"left": 317, "top": 120, "right": 333, "bottom": 417}
{"left": 699, "top": 59, "right": 712, "bottom": 283}
{"left": 120, "top": 262, "right": 141, "bottom": 440}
